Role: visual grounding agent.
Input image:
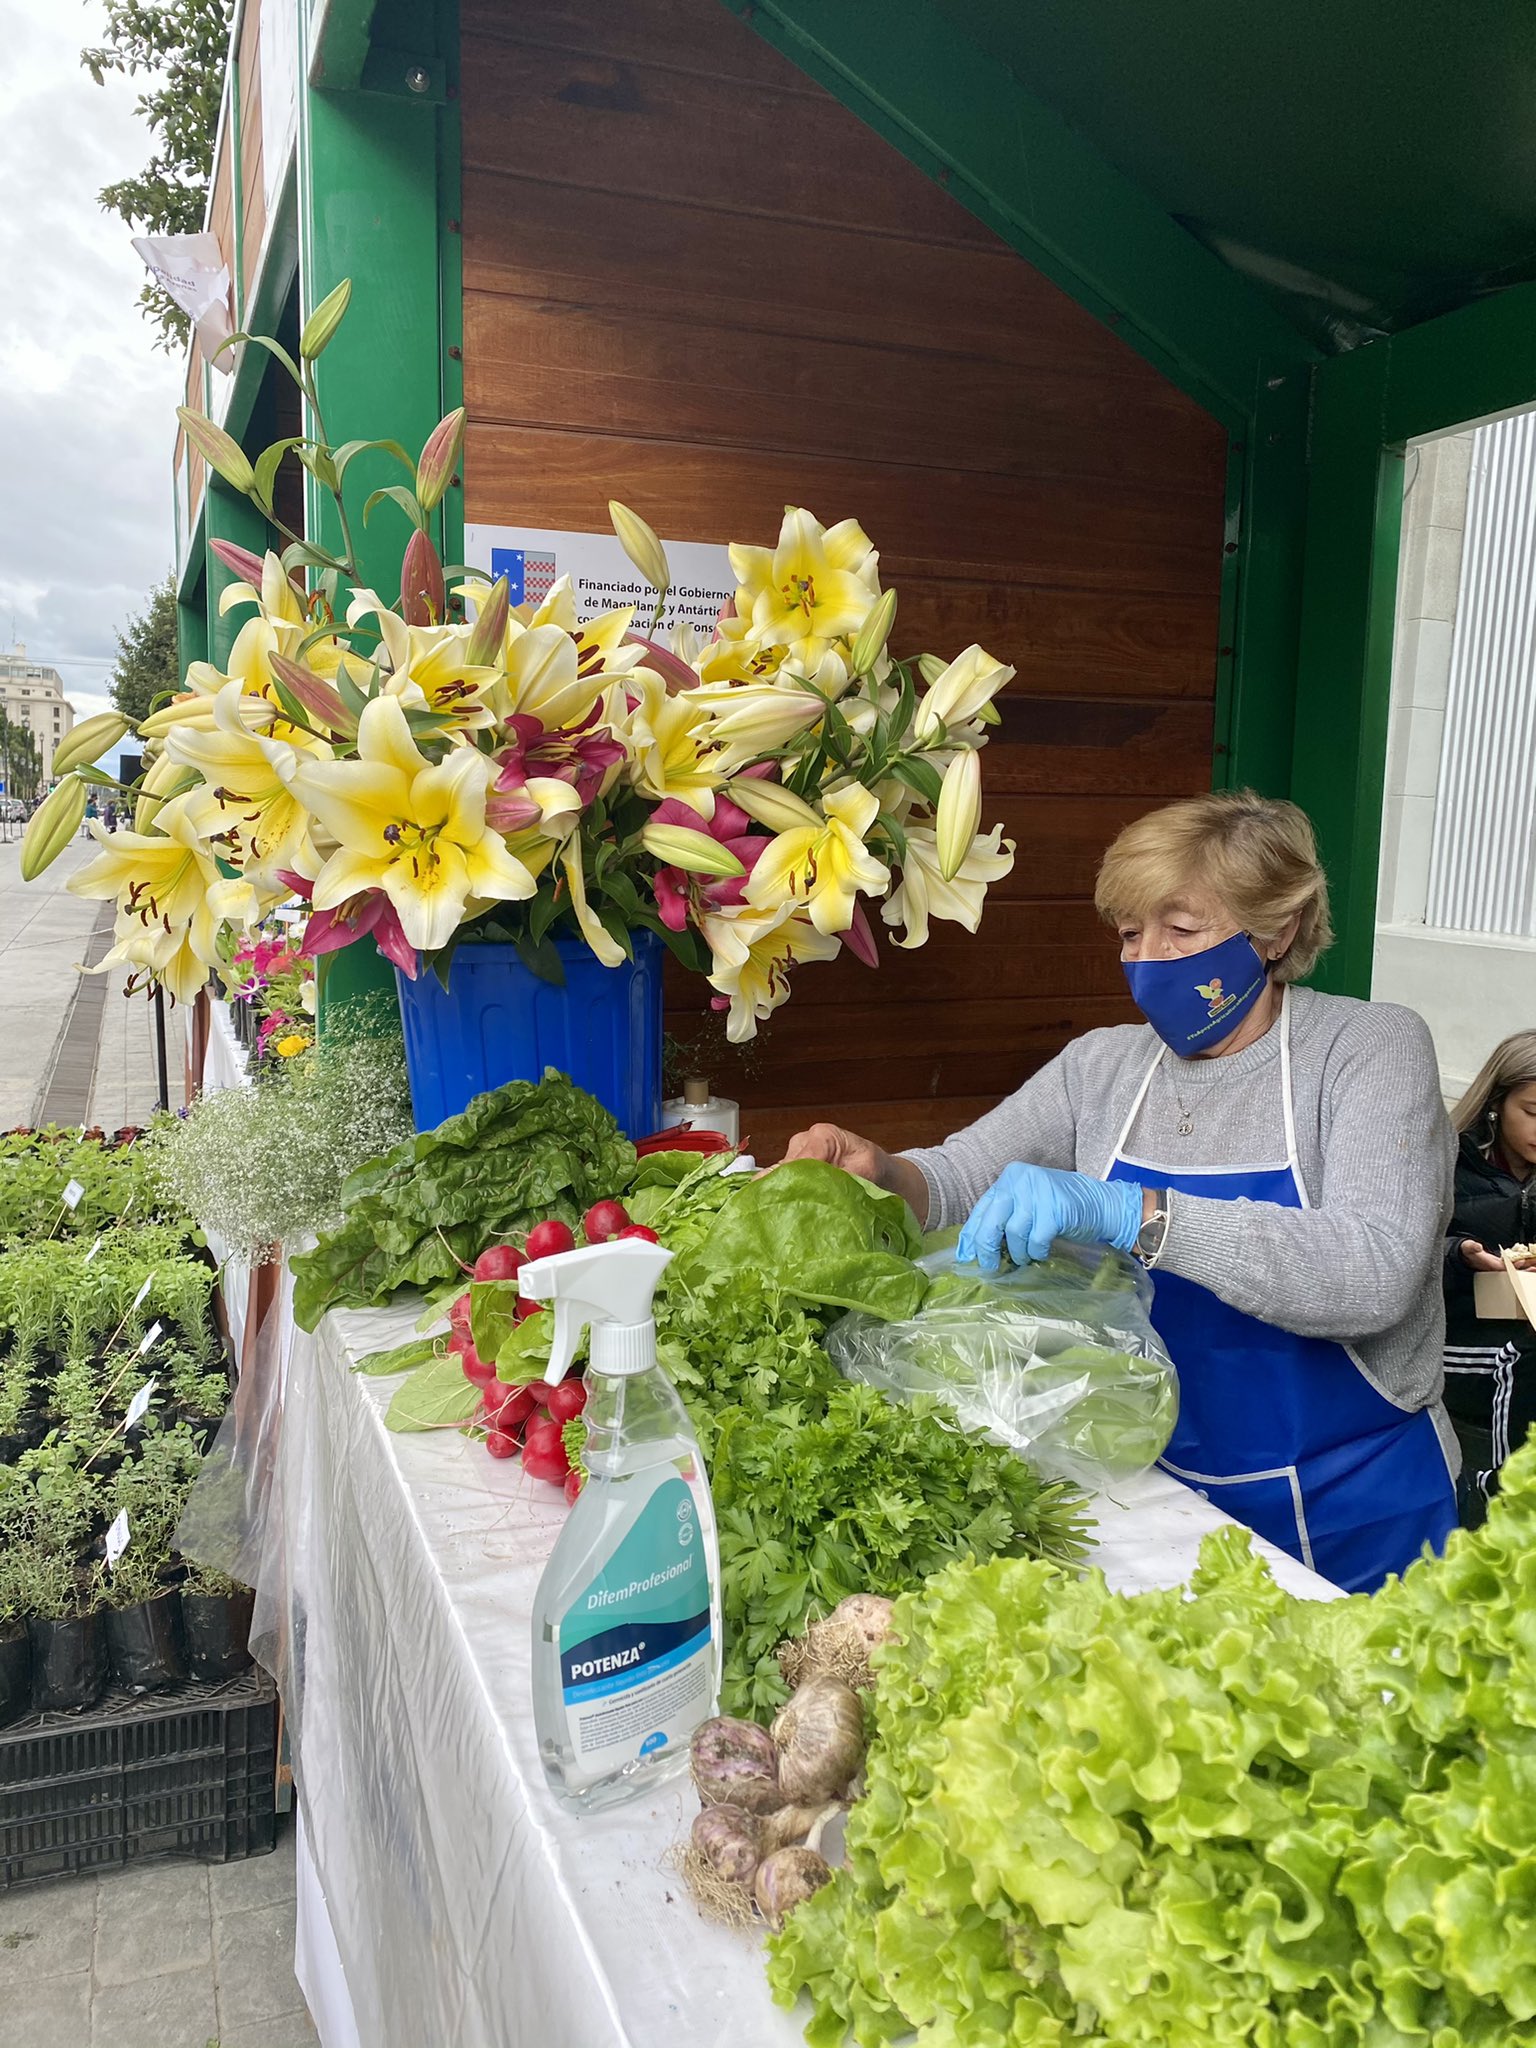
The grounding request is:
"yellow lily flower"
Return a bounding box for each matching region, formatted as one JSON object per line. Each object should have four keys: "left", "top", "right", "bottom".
{"left": 881, "top": 823, "right": 1015, "bottom": 949}
{"left": 558, "top": 839, "right": 627, "bottom": 968}
{"left": 458, "top": 574, "right": 652, "bottom": 731}
{"left": 68, "top": 794, "right": 261, "bottom": 1002}
{"left": 167, "top": 683, "right": 331, "bottom": 884}
{"left": 687, "top": 681, "right": 827, "bottom": 775}
{"left": 137, "top": 660, "right": 236, "bottom": 739}
{"left": 280, "top": 696, "right": 536, "bottom": 954}
{"left": 348, "top": 592, "right": 499, "bottom": 732}
{"left": 728, "top": 507, "right": 882, "bottom": 669}
{"left": 133, "top": 748, "right": 199, "bottom": 833}
{"left": 744, "top": 781, "right": 890, "bottom": 935}
{"left": 913, "top": 644, "right": 1014, "bottom": 741}
{"left": 694, "top": 608, "right": 783, "bottom": 687}
{"left": 698, "top": 901, "right": 841, "bottom": 1043}
{"left": 623, "top": 673, "right": 722, "bottom": 819}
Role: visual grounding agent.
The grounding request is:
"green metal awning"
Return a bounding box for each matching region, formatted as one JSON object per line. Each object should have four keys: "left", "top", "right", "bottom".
{"left": 930, "top": 0, "right": 1536, "bottom": 349}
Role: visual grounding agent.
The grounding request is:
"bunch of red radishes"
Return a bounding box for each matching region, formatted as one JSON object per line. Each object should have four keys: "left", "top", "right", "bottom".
{"left": 446, "top": 1198, "right": 659, "bottom": 1499}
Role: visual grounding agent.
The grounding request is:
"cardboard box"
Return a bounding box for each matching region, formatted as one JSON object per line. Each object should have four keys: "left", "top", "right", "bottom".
{"left": 1476, "top": 1268, "right": 1523, "bottom": 1320}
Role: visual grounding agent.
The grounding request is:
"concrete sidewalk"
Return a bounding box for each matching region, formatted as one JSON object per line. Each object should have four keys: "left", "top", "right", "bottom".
{"left": 0, "top": 831, "right": 162, "bottom": 1130}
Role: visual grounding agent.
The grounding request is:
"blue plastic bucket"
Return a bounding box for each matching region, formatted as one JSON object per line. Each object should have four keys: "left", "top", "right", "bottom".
{"left": 394, "top": 932, "right": 665, "bottom": 1137}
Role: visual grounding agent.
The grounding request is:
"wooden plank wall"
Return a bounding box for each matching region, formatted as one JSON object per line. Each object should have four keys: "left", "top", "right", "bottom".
{"left": 459, "top": 0, "right": 1226, "bottom": 1158}
{"left": 237, "top": 0, "right": 266, "bottom": 305}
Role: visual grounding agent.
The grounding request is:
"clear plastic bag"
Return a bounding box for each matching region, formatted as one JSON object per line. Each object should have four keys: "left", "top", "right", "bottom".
{"left": 826, "top": 1238, "right": 1179, "bottom": 1488}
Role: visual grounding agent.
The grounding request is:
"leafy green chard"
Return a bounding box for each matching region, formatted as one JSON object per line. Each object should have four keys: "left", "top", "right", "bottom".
{"left": 768, "top": 1435, "right": 1536, "bottom": 2048}
{"left": 291, "top": 1071, "right": 636, "bottom": 1328}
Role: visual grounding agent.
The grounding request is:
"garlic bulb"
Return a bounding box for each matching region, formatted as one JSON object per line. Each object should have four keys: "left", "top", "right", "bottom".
{"left": 772, "top": 1675, "right": 866, "bottom": 1803}
{"left": 754, "top": 1845, "right": 833, "bottom": 1930}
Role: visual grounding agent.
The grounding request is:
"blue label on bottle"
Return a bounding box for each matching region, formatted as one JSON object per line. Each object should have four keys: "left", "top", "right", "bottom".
{"left": 561, "top": 1611, "right": 711, "bottom": 1702}
{"left": 558, "top": 1473, "right": 715, "bottom": 1772}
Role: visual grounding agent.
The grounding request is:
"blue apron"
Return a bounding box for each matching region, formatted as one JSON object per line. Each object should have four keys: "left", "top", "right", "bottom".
{"left": 1104, "top": 990, "right": 1455, "bottom": 1593}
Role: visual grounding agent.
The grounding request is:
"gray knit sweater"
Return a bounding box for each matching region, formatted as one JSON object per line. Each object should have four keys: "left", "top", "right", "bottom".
{"left": 903, "top": 987, "right": 1455, "bottom": 1419}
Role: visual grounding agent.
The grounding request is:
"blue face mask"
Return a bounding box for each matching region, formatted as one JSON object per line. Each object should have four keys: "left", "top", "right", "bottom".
{"left": 1122, "top": 930, "right": 1269, "bottom": 1056}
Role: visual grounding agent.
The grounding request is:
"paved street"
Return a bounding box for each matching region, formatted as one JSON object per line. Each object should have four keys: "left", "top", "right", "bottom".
{"left": 0, "top": 830, "right": 162, "bottom": 1131}
{"left": 0, "top": 829, "right": 316, "bottom": 2047}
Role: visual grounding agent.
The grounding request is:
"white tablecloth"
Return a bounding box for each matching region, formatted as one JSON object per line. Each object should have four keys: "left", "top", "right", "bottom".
{"left": 261, "top": 1300, "right": 1337, "bottom": 2048}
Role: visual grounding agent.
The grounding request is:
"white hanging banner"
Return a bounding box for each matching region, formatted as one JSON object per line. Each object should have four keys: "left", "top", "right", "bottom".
{"left": 463, "top": 524, "right": 736, "bottom": 643}
{"left": 132, "top": 231, "right": 235, "bottom": 370}
{"left": 104, "top": 1509, "right": 131, "bottom": 1571}
{"left": 124, "top": 1378, "right": 158, "bottom": 1431}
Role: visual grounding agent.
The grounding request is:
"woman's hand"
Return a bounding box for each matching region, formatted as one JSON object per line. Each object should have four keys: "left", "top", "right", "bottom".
{"left": 1460, "top": 1238, "right": 1506, "bottom": 1273}
{"left": 958, "top": 1164, "right": 1144, "bottom": 1271}
{"left": 782, "top": 1123, "right": 930, "bottom": 1225}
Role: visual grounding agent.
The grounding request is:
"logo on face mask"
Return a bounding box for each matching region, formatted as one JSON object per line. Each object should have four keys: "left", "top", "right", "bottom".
{"left": 1194, "top": 977, "right": 1238, "bottom": 1020}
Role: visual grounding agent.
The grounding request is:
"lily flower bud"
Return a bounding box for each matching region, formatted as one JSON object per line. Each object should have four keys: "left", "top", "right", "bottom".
{"left": 299, "top": 277, "right": 352, "bottom": 360}
{"left": 935, "top": 747, "right": 982, "bottom": 883}
{"left": 641, "top": 824, "right": 747, "bottom": 878}
{"left": 177, "top": 406, "right": 256, "bottom": 498}
{"left": 400, "top": 528, "right": 446, "bottom": 626}
{"left": 415, "top": 407, "right": 466, "bottom": 514}
{"left": 465, "top": 574, "right": 510, "bottom": 666}
{"left": 608, "top": 501, "right": 671, "bottom": 595}
{"left": 848, "top": 589, "right": 897, "bottom": 677}
{"left": 52, "top": 713, "right": 130, "bottom": 777}
{"left": 725, "top": 777, "right": 823, "bottom": 834}
{"left": 208, "top": 538, "right": 267, "bottom": 587}
{"left": 21, "top": 777, "right": 88, "bottom": 880}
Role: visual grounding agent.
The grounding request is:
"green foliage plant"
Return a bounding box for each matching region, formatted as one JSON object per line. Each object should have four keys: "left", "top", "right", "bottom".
{"left": 81, "top": 0, "right": 233, "bottom": 346}
{"left": 108, "top": 574, "right": 182, "bottom": 725}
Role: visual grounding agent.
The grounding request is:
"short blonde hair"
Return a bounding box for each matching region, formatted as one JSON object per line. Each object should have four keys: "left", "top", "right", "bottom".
{"left": 1094, "top": 791, "right": 1333, "bottom": 983}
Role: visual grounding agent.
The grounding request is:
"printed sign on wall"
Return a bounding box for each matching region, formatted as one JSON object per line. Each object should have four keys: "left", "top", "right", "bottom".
{"left": 463, "top": 525, "right": 737, "bottom": 641}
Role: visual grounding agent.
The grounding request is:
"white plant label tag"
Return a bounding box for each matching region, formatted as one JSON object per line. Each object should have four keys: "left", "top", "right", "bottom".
{"left": 104, "top": 1509, "right": 131, "bottom": 1570}
{"left": 132, "top": 1273, "right": 155, "bottom": 1311}
{"left": 61, "top": 1178, "right": 86, "bottom": 1211}
{"left": 84, "top": 1237, "right": 102, "bottom": 1265}
{"left": 137, "top": 1319, "right": 163, "bottom": 1355}
{"left": 124, "top": 1378, "right": 157, "bottom": 1430}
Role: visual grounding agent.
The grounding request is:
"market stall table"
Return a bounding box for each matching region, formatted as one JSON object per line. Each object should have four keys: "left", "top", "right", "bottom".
{"left": 258, "top": 1297, "right": 1339, "bottom": 2048}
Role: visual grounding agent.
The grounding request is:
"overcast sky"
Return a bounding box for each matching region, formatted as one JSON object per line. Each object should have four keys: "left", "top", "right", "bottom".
{"left": 0, "top": 0, "right": 187, "bottom": 730}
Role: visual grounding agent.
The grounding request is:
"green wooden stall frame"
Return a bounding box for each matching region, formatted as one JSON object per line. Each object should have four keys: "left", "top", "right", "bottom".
{"left": 175, "top": 0, "right": 1536, "bottom": 1013}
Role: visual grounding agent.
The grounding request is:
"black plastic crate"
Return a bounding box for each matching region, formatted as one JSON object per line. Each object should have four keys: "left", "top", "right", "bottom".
{"left": 0, "top": 1666, "right": 277, "bottom": 1888}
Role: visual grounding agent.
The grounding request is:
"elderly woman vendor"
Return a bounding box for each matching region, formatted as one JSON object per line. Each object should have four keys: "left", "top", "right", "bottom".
{"left": 789, "top": 791, "right": 1458, "bottom": 1592}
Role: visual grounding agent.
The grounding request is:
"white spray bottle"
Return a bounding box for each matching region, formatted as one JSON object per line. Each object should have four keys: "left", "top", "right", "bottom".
{"left": 522, "top": 1239, "right": 722, "bottom": 1812}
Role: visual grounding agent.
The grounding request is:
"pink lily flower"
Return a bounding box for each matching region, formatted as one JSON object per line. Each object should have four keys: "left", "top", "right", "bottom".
{"left": 276, "top": 870, "right": 419, "bottom": 979}
{"left": 494, "top": 709, "right": 626, "bottom": 809}
{"left": 647, "top": 796, "right": 767, "bottom": 933}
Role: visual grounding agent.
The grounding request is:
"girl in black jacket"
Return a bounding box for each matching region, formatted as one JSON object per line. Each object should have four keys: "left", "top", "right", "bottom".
{"left": 1444, "top": 1029, "right": 1536, "bottom": 1523}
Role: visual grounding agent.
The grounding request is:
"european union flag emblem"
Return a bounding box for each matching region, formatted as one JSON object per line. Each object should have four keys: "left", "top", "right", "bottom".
{"left": 490, "top": 547, "right": 557, "bottom": 606}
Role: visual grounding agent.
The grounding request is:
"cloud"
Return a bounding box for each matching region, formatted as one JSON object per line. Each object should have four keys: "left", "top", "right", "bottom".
{"left": 0, "top": 0, "right": 187, "bottom": 711}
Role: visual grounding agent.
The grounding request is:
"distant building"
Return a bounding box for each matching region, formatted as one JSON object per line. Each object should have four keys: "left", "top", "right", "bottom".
{"left": 0, "top": 645, "right": 76, "bottom": 784}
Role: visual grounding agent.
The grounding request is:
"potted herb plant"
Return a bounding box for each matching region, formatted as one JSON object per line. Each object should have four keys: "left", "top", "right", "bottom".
{"left": 102, "top": 1429, "right": 203, "bottom": 1692}
{"left": 16, "top": 1473, "right": 108, "bottom": 1714}
{"left": 0, "top": 1482, "right": 32, "bottom": 1728}
{"left": 179, "top": 1558, "right": 256, "bottom": 1682}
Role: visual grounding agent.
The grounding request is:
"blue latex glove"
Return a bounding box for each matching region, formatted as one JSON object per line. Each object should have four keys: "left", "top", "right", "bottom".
{"left": 957, "top": 1164, "right": 1143, "bottom": 1271}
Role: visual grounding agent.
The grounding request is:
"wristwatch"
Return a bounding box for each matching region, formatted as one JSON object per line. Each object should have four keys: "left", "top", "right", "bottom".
{"left": 1134, "top": 1190, "right": 1171, "bottom": 1269}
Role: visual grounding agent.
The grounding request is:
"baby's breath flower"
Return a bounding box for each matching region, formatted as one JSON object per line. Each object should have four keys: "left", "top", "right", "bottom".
{"left": 145, "top": 1005, "right": 413, "bottom": 1263}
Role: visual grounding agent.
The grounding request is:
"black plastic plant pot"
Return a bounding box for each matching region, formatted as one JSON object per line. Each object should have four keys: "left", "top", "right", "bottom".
{"left": 104, "top": 1592, "right": 187, "bottom": 1694}
{"left": 181, "top": 1588, "right": 255, "bottom": 1682}
{"left": 0, "top": 1625, "right": 31, "bottom": 1728}
{"left": 28, "top": 1611, "right": 108, "bottom": 1714}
